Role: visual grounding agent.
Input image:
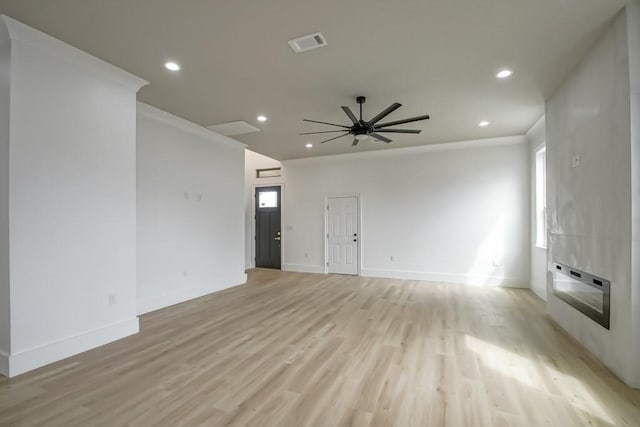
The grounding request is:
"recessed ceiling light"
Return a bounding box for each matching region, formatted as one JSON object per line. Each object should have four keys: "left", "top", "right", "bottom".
{"left": 479, "top": 121, "right": 490, "bottom": 127}
{"left": 496, "top": 69, "right": 512, "bottom": 79}
{"left": 257, "top": 115, "right": 267, "bottom": 122}
{"left": 305, "top": 143, "right": 313, "bottom": 148}
{"left": 165, "top": 61, "right": 180, "bottom": 71}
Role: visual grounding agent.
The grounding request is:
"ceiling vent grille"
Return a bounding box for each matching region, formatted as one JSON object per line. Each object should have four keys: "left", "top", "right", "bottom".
{"left": 288, "top": 32, "right": 327, "bottom": 53}
{"left": 207, "top": 121, "right": 260, "bottom": 136}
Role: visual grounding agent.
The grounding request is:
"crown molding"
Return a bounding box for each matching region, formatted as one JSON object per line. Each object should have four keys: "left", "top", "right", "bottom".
{"left": 283, "top": 135, "right": 527, "bottom": 164}
{"left": 0, "top": 15, "right": 148, "bottom": 92}
{"left": 137, "top": 102, "right": 247, "bottom": 150}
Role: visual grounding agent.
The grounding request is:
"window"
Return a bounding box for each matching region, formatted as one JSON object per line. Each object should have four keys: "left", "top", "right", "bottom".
{"left": 258, "top": 191, "right": 278, "bottom": 208}
{"left": 535, "top": 146, "right": 547, "bottom": 248}
{"left": 256, "top": 167, "right": 281, "bottom": 178}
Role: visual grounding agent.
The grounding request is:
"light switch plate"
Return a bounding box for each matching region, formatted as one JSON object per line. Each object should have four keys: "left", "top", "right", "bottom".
{"left": 572, "top": 154, "right": 580, "bottom": 168}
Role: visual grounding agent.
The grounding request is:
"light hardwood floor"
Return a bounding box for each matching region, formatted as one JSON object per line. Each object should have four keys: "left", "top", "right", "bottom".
{"left": 1, "top": 269, "right": 639, "bottom": 426}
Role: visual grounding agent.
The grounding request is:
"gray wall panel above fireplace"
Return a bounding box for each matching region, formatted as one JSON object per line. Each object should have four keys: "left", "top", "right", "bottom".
{"left": 546, "top": 4, "right": 640, "bottom": 388}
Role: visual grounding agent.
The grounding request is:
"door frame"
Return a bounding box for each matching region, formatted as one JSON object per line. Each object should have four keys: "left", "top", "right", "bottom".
{"left": 324, "top": 193, "right": 361, "bottom": 275}
{"left": 252, "top": 183, "right": 284, "bottom": 269}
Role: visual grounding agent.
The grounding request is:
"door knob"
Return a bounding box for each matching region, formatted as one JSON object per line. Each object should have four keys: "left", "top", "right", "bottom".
{"left": 274, "top": 236, "right": 281, "bottom": 241}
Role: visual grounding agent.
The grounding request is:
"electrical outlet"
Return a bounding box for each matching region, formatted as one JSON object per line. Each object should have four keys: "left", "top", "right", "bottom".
{"left": 108, "top": 294, "right": 117, "bottom": 305}
{"left": 390, "top": 255, "right": 395, "bottom": 262}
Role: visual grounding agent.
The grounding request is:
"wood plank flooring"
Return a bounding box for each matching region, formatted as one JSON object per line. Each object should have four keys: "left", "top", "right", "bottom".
{"left": 1, "top": 269, "right": 639, "bottom": 426}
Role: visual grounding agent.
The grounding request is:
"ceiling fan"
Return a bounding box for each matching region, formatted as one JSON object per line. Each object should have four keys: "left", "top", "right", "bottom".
{"left": 301, "top": 96, "right": 430, "bottom": 146}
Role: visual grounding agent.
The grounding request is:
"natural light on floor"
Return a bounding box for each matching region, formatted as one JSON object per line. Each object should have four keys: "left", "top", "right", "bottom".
{"left": 464, "top": 335, "right": 615, "bottom": 425}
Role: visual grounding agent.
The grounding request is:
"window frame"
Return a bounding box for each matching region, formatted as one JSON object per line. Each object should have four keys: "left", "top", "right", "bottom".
{"left": 256, "top": 167, "right": 281, "bottom": 178}
{"left": 535, "top": 145, "right": 547, "bottom": 249}
{"left": 257, "top": 190, "right": 278, "bottom": 209}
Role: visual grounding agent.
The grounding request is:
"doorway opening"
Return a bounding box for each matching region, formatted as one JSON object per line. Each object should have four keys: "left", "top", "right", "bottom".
{"left": 325, "top": 195, "right": 360, "bottom": 275}
{"left": 255, "top": 185, "right": 281, "bottom": 269}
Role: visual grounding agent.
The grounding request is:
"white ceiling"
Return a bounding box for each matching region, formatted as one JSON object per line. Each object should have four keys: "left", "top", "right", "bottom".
{"left": 0, "top": 0, "right": 629, "bottom": 160}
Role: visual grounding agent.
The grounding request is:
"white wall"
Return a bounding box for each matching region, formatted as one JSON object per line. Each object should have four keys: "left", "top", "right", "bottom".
{"left": 527, "top": 116, "right": 547, "bottom": 300}
{"left": 1, "top": 15, "right": 147, "bottom": 377}
{"left": 137, "top": 104, "right": 247, "bottom": 314}
{"left": 281, "top": 136, "right": 530, "bottom": 286}
{"left": 0, "top": 35, "right": 11, "bottom": 375}
{"left": 546, "top": 6, "right": 640, "bottom": 387}
{"left": 626, "top": 2, "right": 640, "bottom": 388}
{"left": 244, "top": 150, "right": 282, "bottom": 269}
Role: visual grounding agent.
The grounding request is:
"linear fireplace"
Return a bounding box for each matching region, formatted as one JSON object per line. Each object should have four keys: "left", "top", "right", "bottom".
{"left": 552, "top": 262, "right": 610, "bottom": 329}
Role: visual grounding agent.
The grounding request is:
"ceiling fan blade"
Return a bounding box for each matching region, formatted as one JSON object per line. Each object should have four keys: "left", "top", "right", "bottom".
{"left": 319, "top": 133, "right": 349, "bottom": 144}
{"left": 368, "top": 103, "right": 402, "bottom": 125}
{"left": 370, "top": 133, "right": 392, "bottom": 143}
{"left": 341, "top": 106, "right": 359, "bottom": 125}
{"left": 303, "top": 119, "right": 350, "bottom": 128}
{"left": 352, "top": 138, "right": 359, "bottom": 147}
{"left": 374, "top": 129, "right": 422, "bottom": 134}
{"left": 299, "top": 130, "right": 348, "bottom": 135}
{"left": 374, "top": 114, "right": 430, "bottom": 128}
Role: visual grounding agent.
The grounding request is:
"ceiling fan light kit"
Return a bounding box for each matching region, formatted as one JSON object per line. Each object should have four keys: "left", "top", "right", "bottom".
{"left": 301, "top": 96, "right": 430, "bottom": 147}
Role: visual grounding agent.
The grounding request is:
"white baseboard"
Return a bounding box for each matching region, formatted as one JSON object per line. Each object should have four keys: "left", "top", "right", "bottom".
{"left": 0, "top": 350, "right": 8, "bottom": 377}
{"left": 361, "top": 268, "right": 528, "bottom": 288}
{"left": 7, "top": 318, "right": 139, "bottom": 377}
{"left": 281, "top": 264, "right": 325, "bottom": 274}
{"left": 281, "top": 264, "right": 527, "bottom": 287}
{"left": 137, "top": 274, "right": 248, "bottom": 315}
{"left": 530, "top": 284, "right": 547, "bottom": 301}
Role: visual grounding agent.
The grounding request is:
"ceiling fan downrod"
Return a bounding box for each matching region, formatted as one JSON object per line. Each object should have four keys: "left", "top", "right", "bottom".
{"left": 356, "top": 96, "right": 366, "bottom": 121}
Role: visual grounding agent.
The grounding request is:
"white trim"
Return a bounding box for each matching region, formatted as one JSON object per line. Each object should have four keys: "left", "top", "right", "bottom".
{"left": 6, "top": 318, "right": 139, "bottom": 377}
{"left": 0, "top": 350, "right": 8, "bottom": 377}
{"left": 535, "top": 145, "right": 547, "bottom": 249}
{"left": 275, "top": 265, "right": 528, "bottom": 287}
{"left": 526, "top": 115, "right": 546, "bottom": 147}
{"left": 137, "top": 275, "right": 247, "bottom": 315}
{"left": 361, "top": 268, "right": 527, "bottom": 288}
{"left": 251, "top": 184, "right": 284, "bottom": 270}
{"left": 530, "top": 273, "right": 547, "bottom": 300}
{"left": 533, "top": 140, "right": 546, "bottom": 152}
{"left": 137, "top": 103, "right": 247, "bottom": 150}
{"left": 283, "top": 135, "right": 526, "bottom": 163}
{"left": 0, "top": 15, "right": 148, "bottom": 92}
{"left": 324, "top": 193, "right": 361, "bottom": 276}
{"left": 281, "top": 264, "right": 325, "bottom": 274}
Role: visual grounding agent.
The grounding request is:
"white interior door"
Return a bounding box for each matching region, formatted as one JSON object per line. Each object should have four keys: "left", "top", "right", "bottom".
{"left": 327, "top": 196, "right": 359, "bottom": 275}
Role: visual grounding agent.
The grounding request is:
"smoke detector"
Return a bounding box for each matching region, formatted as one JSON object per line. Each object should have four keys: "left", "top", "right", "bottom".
{"left": 288, "top": 32, "right": 327, "bottom": 53}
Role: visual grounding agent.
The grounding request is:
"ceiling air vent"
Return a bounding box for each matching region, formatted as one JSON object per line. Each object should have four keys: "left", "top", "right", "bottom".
{"left": 207, "top": 121, "right": 260, "bottom": 136}
{"left": 288, "top": 32, "right": 327, "bottom": 53}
